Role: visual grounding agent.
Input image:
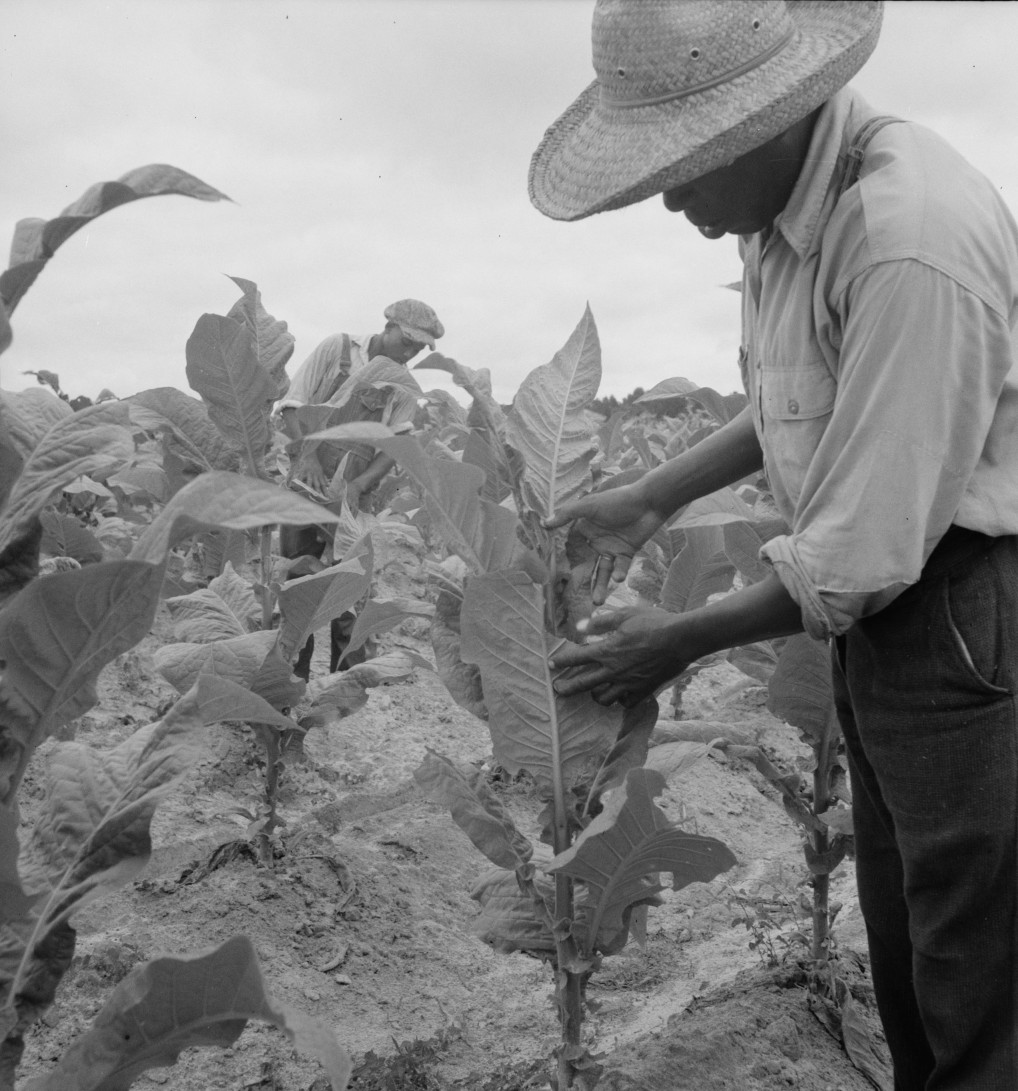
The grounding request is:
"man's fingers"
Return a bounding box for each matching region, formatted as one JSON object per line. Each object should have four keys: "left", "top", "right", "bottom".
{"left": 548, "top": 639, "right": 593, "bottom": 670}
{"left": 553, "top": 665, "right": 615, "bottom": 697}
{"left": 542, "top": 502, "right": 584, "bottom": 530}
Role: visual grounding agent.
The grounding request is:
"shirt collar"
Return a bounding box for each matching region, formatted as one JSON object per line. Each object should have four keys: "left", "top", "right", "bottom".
{"left": 773, "top": 87, "right": 870, "bottom": 259}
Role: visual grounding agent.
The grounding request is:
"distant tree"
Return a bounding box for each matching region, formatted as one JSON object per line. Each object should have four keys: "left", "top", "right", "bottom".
{"left": 591, "top": 385, "right": 645, "bottom": 418}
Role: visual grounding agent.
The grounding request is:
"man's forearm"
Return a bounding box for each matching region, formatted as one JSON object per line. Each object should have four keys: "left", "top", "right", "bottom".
{"left": 353, "top": 453, "right": 396, "bottom": 492}
{"left": 638, "top": 406, "right": 762, "bottom": 519}
{"left": 677, "top": 571, "right": 805, "bottom": 660}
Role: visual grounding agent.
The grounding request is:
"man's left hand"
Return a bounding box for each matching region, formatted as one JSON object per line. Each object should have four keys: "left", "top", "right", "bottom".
{"left": 549, "top": 605, "right": 694, "bottom": 708}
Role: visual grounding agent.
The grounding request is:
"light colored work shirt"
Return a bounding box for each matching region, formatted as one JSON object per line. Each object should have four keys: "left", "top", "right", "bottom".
{"left": 276, "top": 333, "right": 373, "bottom": 410}
{"left": 741, "top": 87, "right": 1018, "bottom": 639}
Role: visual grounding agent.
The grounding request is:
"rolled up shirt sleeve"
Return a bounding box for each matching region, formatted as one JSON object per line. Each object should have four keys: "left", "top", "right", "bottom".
{"left": 760, "top": 258, "right": 1015, "bottom": 639}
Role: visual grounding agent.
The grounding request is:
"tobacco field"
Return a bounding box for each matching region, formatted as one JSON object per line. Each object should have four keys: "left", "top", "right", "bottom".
{"left": 0, "top": 169, "right": 894, "bottom": 1090}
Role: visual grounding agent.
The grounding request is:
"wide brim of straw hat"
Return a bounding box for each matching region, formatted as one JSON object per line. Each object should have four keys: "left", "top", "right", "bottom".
{"left": 529, "top": 1, "right": 883, "bottom": 222}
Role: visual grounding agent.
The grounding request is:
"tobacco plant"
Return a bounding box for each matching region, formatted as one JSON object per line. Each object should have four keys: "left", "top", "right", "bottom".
{"left": 125, "top": 279, "right": 429, "bottom": 861}
{"left": 309, "top": 308, "right": 738, "bottom": 1089}
{"left": 618, "top": 386, "right": 864, "bottom": 1065}
{"left": 0, "top": 167, "right": 352, "bottom": 1088}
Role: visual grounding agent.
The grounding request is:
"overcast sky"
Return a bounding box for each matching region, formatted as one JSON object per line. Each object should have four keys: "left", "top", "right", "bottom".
{"left": 3, "top": 1, "right": 1018, "bottom": 408}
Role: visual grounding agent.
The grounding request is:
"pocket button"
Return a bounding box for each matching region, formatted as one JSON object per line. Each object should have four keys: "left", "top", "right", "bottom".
{"left": 787, "top": 398, "right": 800, "bottom": 415}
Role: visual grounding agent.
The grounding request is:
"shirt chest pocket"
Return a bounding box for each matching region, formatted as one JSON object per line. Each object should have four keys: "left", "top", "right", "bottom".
{"left": 760, "top": 362, "right": 838, "bottom": 501}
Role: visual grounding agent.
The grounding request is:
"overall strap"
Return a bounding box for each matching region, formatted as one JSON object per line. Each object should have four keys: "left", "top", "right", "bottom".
{"left": 339, "top": 333, "right": 353, "bottom": 375}
{"left": 320, "top": 333, "right": 354, "bottom": 403}
{"left": 837, "top": 115, "right": 905, "bottom": 198}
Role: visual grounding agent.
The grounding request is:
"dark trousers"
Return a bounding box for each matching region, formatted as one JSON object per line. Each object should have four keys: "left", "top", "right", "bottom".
{"left": 280, "top": 524, "right": 366, "bottom": 681}
{"left": 833, "top": 528, "right": 1018, "bottom": 1090}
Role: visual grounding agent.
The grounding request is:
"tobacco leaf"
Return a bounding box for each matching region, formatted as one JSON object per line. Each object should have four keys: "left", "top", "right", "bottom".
{"left": 660, "top": 525, "right": 735, "bottom": 613}
{"left": 342, "top": 596, "right": 435, "bottom": 665}
{"left": 414, "top": 749, "right": 533, "bottom": 870}
{"left": 0, "top": 694, "right": 206, "bottom": 1056}
{"left": 130, "top": 472, "right": 337, "bottom": 565}
{"left": 298, "top": 652, "right": 416, "bottom": 728}
{"left": 38, "top": 512, "right": 104, "bottom": 565}
{"left": 1, "top": 164, "right": 229, "bottom": 315}
{"left": 304, "top": 423, "right": 522, "bottom": 574}
{"left": 276, "top": 554, "right": 371, "bottom": 664}
{"left": 722, "top": 519, "right": 785, "bottom": 585}
{"left": 185, "top": 314, "right": 277, "bottom": 477}
{"left": 189, "top": 674, "right": 295, "bottom": 732}
{"left": 460, "top": 570, "right": 622, "bottom": 792}
{"left": 0, "top": 389, "right": 72, "bottom": 464}
{"left": 430, "top": 589, "right": 487, "bottom": 721}
{"left": 672, "top": 488, "right": 756, "bottom": 529}
{"left": 106, "top": 457, "right": 169, "bottom": 503}
{"left": 128, "top": 387, "right": 241, "bottom": 474}
{"left": 470, "top": 868, "right": 557, "bottom": 957}
{"left": 153, "top": 631, "right": 279, "bottom": 695}
{"left": 548, "top": 768, "right": 738, "bottom": 955}
{"left": 505, "top": 305, "right": 600, "bottom": 518}
{"left": 766, "top": 633, "right": 835, "bottom": 744}
{"left": 0, "top": 560, "right": 164, "bottom": 803}
{"left": 164, "top": 577, "right": 252, "bottom": 643}
{"left": 224, "top": 276, "right": 294, "bottom": 400}
{"left": 19, "top": 935, "right": 351, "bottom": 1091}
{"left": 0, "top": 401, "right": 134, "bottom": 559}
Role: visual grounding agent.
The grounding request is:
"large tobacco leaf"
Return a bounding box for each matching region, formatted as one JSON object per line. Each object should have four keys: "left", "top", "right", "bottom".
{"left": 0, "top": 401, "right": 134, "bottom": 560}
{"left": 0, "top": 164, "right": 229, "bottom": 316}
{"left": 128, "top": 387, "right": 242, "bottom": 475}
{"left": 504, "top": 305, "right": 600, "bottom": 518}
{"left": 459, "top": 570, "right": 622, "bottom": 792}
{"left": 306, "top": 423, "right": 522, "bottom": 574}
{"left": 766, "top": 633, "right": 836, "bottom": 745}
{"left": 342, "top": 596, "right": 434, "bottom": 665}
{"left": 470, "top": 868, "right": 557, "bottom": 957}
{"left": 130, "top": 472, "right": 337, "bottom": 565}
{"left": 0, "top": 692, "right": 206, "bottom": 1057}
{"left": 430, "top": 588, "right": 487, "bottom": 721}
{"left": 20, "top": 935, "right": 351, "bottom": 1091}
{"left": 38, "top": 512, "right": 104, "bottom": 566}
{"left": 660, "top": 525, "right": 736, "bottom": 613}
{"left": 276, "top": 553, "right": 371, "bottom": 663}
{"left": 185, "top": 314, "right": 278, "bottom": 477}
{"left": 164, "top": 563, "right": 262, "bottom": 643}
{"left": 722, "top": 518, "right": 787, "bottom": 585}
{"left": 414, "top": 749, "right": 533, "bottom": 870}
{"left": 0, "top": 390, "right": 72, "bottom": 464}
{"left": 298, "top": 652, "right": 417, "bottom": 729}
{"left": 0, "top": 560, "right": 164, "bottom": 804}
{"left": 153, "top": 630, "right": 279, "bottom": 695}
{"left": 548, "top": 768, "right": 737, "bottom": 955}
{"left": 224, "top": 276, "right": 294, "bottom": 400}
{"left": 414, "top": 353, "right": 514, "bottom": 495}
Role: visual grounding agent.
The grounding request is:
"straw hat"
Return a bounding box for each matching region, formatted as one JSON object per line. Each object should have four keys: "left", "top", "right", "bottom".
{"left": 529, "top": 0, "right": 883, "bottom": 222}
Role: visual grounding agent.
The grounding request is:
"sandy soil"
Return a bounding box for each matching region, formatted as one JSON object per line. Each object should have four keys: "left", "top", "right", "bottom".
{"left": 15, "top": 540, "right": 892, "bottom": 1091}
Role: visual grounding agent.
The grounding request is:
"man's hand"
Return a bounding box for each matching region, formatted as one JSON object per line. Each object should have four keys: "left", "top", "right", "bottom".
{"left": 544, "top": 483, "right": 665, "bottom": 604}
{"left": 293, "top": 451, "right": 329, "bottom": 494}
{"left": 550, "top": 604, "right": 692, "bottom": 708}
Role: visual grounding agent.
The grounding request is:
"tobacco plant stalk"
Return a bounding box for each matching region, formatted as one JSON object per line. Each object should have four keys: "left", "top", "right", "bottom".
{"left": 810, "top": 707, "right": 840, "bottom": 962}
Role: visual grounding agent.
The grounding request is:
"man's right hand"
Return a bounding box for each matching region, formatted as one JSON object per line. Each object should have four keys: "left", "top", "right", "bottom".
{"left": 543, "top": 483, "right": 665, "bottom": 604}
{"left": 294, "top": 451, "right": 329, "bottom": 494}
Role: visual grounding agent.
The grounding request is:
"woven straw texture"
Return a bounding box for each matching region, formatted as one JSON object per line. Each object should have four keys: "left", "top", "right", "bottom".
{"left": 529, "top": 0, "right": 882, "bottom": 222}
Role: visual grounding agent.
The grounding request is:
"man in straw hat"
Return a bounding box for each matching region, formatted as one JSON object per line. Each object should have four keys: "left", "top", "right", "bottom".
{"left": 533, "top": 3, "right": 1018, "bottom": 1087}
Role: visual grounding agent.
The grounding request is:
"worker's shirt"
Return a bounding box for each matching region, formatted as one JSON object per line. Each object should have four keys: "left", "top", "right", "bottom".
{"left": 742, "top": 87, "right": 1018, "bottom": 639}
{"left": 277, "top": 333, "right": 372, "bottom": 410}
